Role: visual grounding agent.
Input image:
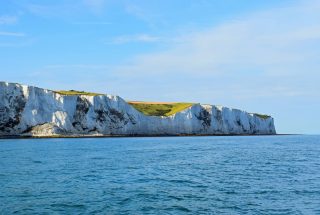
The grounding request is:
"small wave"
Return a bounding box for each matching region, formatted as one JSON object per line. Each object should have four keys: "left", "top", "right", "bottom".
{"left": 91, "top": 157, "right": 105, "bottom": 160}
{"left": 166, "top": 205, "right": 191, "bottom": 212}
{"left": 168, "top": 195, "right": 183, "bottom": 201}
{"left": 119, "top": 197, "right": 132, "bottom": 205}
{"left": 50, "top": 203, "right": 86, "bottom": 209}
{"left": 32, "top": 160, "right": 42, "bottom": 164}
{"left": 168, "top": 179, "right": 194, "bottom": 184}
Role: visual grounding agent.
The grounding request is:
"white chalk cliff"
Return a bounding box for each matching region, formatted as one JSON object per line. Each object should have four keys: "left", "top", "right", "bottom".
{"left": 0, "top": 82, "right": 276, "bottom": 137}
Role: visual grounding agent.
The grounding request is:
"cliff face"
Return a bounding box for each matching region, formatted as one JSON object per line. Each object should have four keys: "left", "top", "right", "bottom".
{"left": 0, "top": 82, "right": 276, "bottom": 137}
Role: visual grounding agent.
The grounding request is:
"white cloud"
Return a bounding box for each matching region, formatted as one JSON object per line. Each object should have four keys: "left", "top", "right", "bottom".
{"left": 0, "top": 40, "right": 34, "bottom": 47}
{"left": 45, "top": 64, "right": 110, "bottom": 69}
{"left": 111, "top": 34, "right": 160, "bottom": 44}
{"left": 71, "top": 21, "right": 112, "bottom": 25}
{"left": 26, "top": 0, "right": 319, "bottom": 105}
{"left": 24, "top": 2, "right": 82, "bottom": 18}
{"left": 23, "top": 1, "right": 107, "bottom": 18}
{"left": 124, "top": 3, "right": 162, "bottom": 28}
{"left": 25, "top": 3, "right": 68, "bottom": 17}
{"left": 0, "top": 15, "right": 18, "bottom": 25}
{"left": 108, "top": 0, "right": 320, "bottom": 101}
{"left": 0, "top": 31, "right": 25, "bottom": 37}
{"left": 83, "top": 0, "right": 107, "bottom": 14}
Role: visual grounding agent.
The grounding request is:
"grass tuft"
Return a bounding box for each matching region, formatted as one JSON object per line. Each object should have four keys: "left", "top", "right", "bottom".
{"left": 253, "top": 113, "right": 271, "bottom": 119}
{"left": 54, "top": 90, "right": 103, "bottom": 96}
{"left": 128, "top": 102, "right": 194, "bottom": 116}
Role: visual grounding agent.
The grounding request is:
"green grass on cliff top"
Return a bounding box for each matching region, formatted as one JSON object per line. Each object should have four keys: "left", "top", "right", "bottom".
{"left": 53, "top": 90, "right": 269, "bottom": 118}
{"left": 54, "top": 90, "right": 194, "bottom": 117}
{"left": 128, "top": 102, "right": 194, "bottom": 117}
{"left": 54, "top": 90, "right": 103, "bottom": 96}
{"left": 253, "top": 113, "right": 271, "bottom": 119}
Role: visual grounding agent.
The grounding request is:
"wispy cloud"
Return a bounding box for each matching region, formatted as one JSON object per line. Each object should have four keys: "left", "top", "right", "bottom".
{"left": 124, "top": 3, "right": 162, "bottom": 28}
{"left": 0, "top": 31, "right": 25, "bottom": 37}
{"left": 0, "top": 39, "right": 34, "bottom": 47}
{"left": 83, "top": 0, "right": 107, "bottom": 14}
{"left": 45, "top": 64, "right": 110, "bottom": 69}
{"left": 71, "top": 21, "right": 112, "bottom": 25}
{"left": 108, "top": 0, "right": 320, "bottom": 101}
{"left": 111, "top": 34, "right": 160, "bottom": 44}
{"left": 25, "top": 3, "right": 81, "bottom": 18}
{"left": 0, "top": 15, "right": 18, "bottom": 25}
{"left": 31, "top": 0, "right": 319, "bottom": 104}
{"left": 25, "top": 3, "right": 64, "bottom": 17}
{"left": 23, "top": 1, "right": 107, "bottom": 18}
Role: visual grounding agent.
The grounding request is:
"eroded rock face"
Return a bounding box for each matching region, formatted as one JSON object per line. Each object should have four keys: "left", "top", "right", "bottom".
{"left": 0, "top": 82, "right": 276, "bottom": 137}
{"left": 73, "top": 97, "right": 90, "bottom": 132}
{"left": 195, "top": 106, "right": 211, "bottom": 129}
{"left": 0, "top": 83, "right": 26, "bottom": 135}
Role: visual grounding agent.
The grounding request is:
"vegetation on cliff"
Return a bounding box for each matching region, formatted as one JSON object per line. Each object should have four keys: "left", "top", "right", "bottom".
{"left": 253, "top": 113, "right": 271, "bottom": 119}
{"left": 54, "top": 90, "right": 103, "bottom": 96}
{"left": 128, "top": 102, "right": 194, "bottom": 116}
{"left": 53, "top": 88, "right": 270, "bottom": 119}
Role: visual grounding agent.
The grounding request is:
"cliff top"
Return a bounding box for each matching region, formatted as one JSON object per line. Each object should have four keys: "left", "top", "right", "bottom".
{"left": 0, "top": 82, "right": 271, "bottom": 119}
{"left": 127, "top": 102, "right": 194, "bottom": 116}
{"left": 252, "top": 113, "right": 271, "bottom": 119}
{"left": 54, "top": 90, "right": 103, "bottom": 96}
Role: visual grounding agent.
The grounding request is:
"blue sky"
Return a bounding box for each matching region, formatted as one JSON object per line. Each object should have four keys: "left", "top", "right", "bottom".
{"left": 1, "top": 0, "right": 319, "bottom": 134}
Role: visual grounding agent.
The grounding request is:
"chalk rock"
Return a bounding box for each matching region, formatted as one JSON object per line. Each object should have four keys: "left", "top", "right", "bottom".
{"left": 0, "top": 82, "right": 276, "bottom": 137}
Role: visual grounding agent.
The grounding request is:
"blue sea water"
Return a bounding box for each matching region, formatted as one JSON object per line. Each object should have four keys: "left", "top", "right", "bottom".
{"left": 0, "top": 135, "right": 319, "bottom": 215}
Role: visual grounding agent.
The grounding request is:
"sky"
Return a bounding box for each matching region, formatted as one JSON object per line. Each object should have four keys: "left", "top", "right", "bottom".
{"left": 0, "top": 0, "right": 319, "bottom": 134}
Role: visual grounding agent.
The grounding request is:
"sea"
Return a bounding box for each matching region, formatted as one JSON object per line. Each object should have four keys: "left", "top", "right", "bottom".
{"left": 0, "top": 135, "right": 319, "bottom": 214}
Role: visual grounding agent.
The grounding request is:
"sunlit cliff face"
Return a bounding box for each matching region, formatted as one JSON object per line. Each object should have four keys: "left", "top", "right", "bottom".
{"left": 0, "top": 82, "right": 276, "bottom": 137}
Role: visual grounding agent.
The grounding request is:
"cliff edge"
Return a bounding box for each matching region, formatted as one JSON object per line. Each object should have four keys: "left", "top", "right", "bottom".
{"left": 0, "top": 82, "right": 276, "bottom": 137}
